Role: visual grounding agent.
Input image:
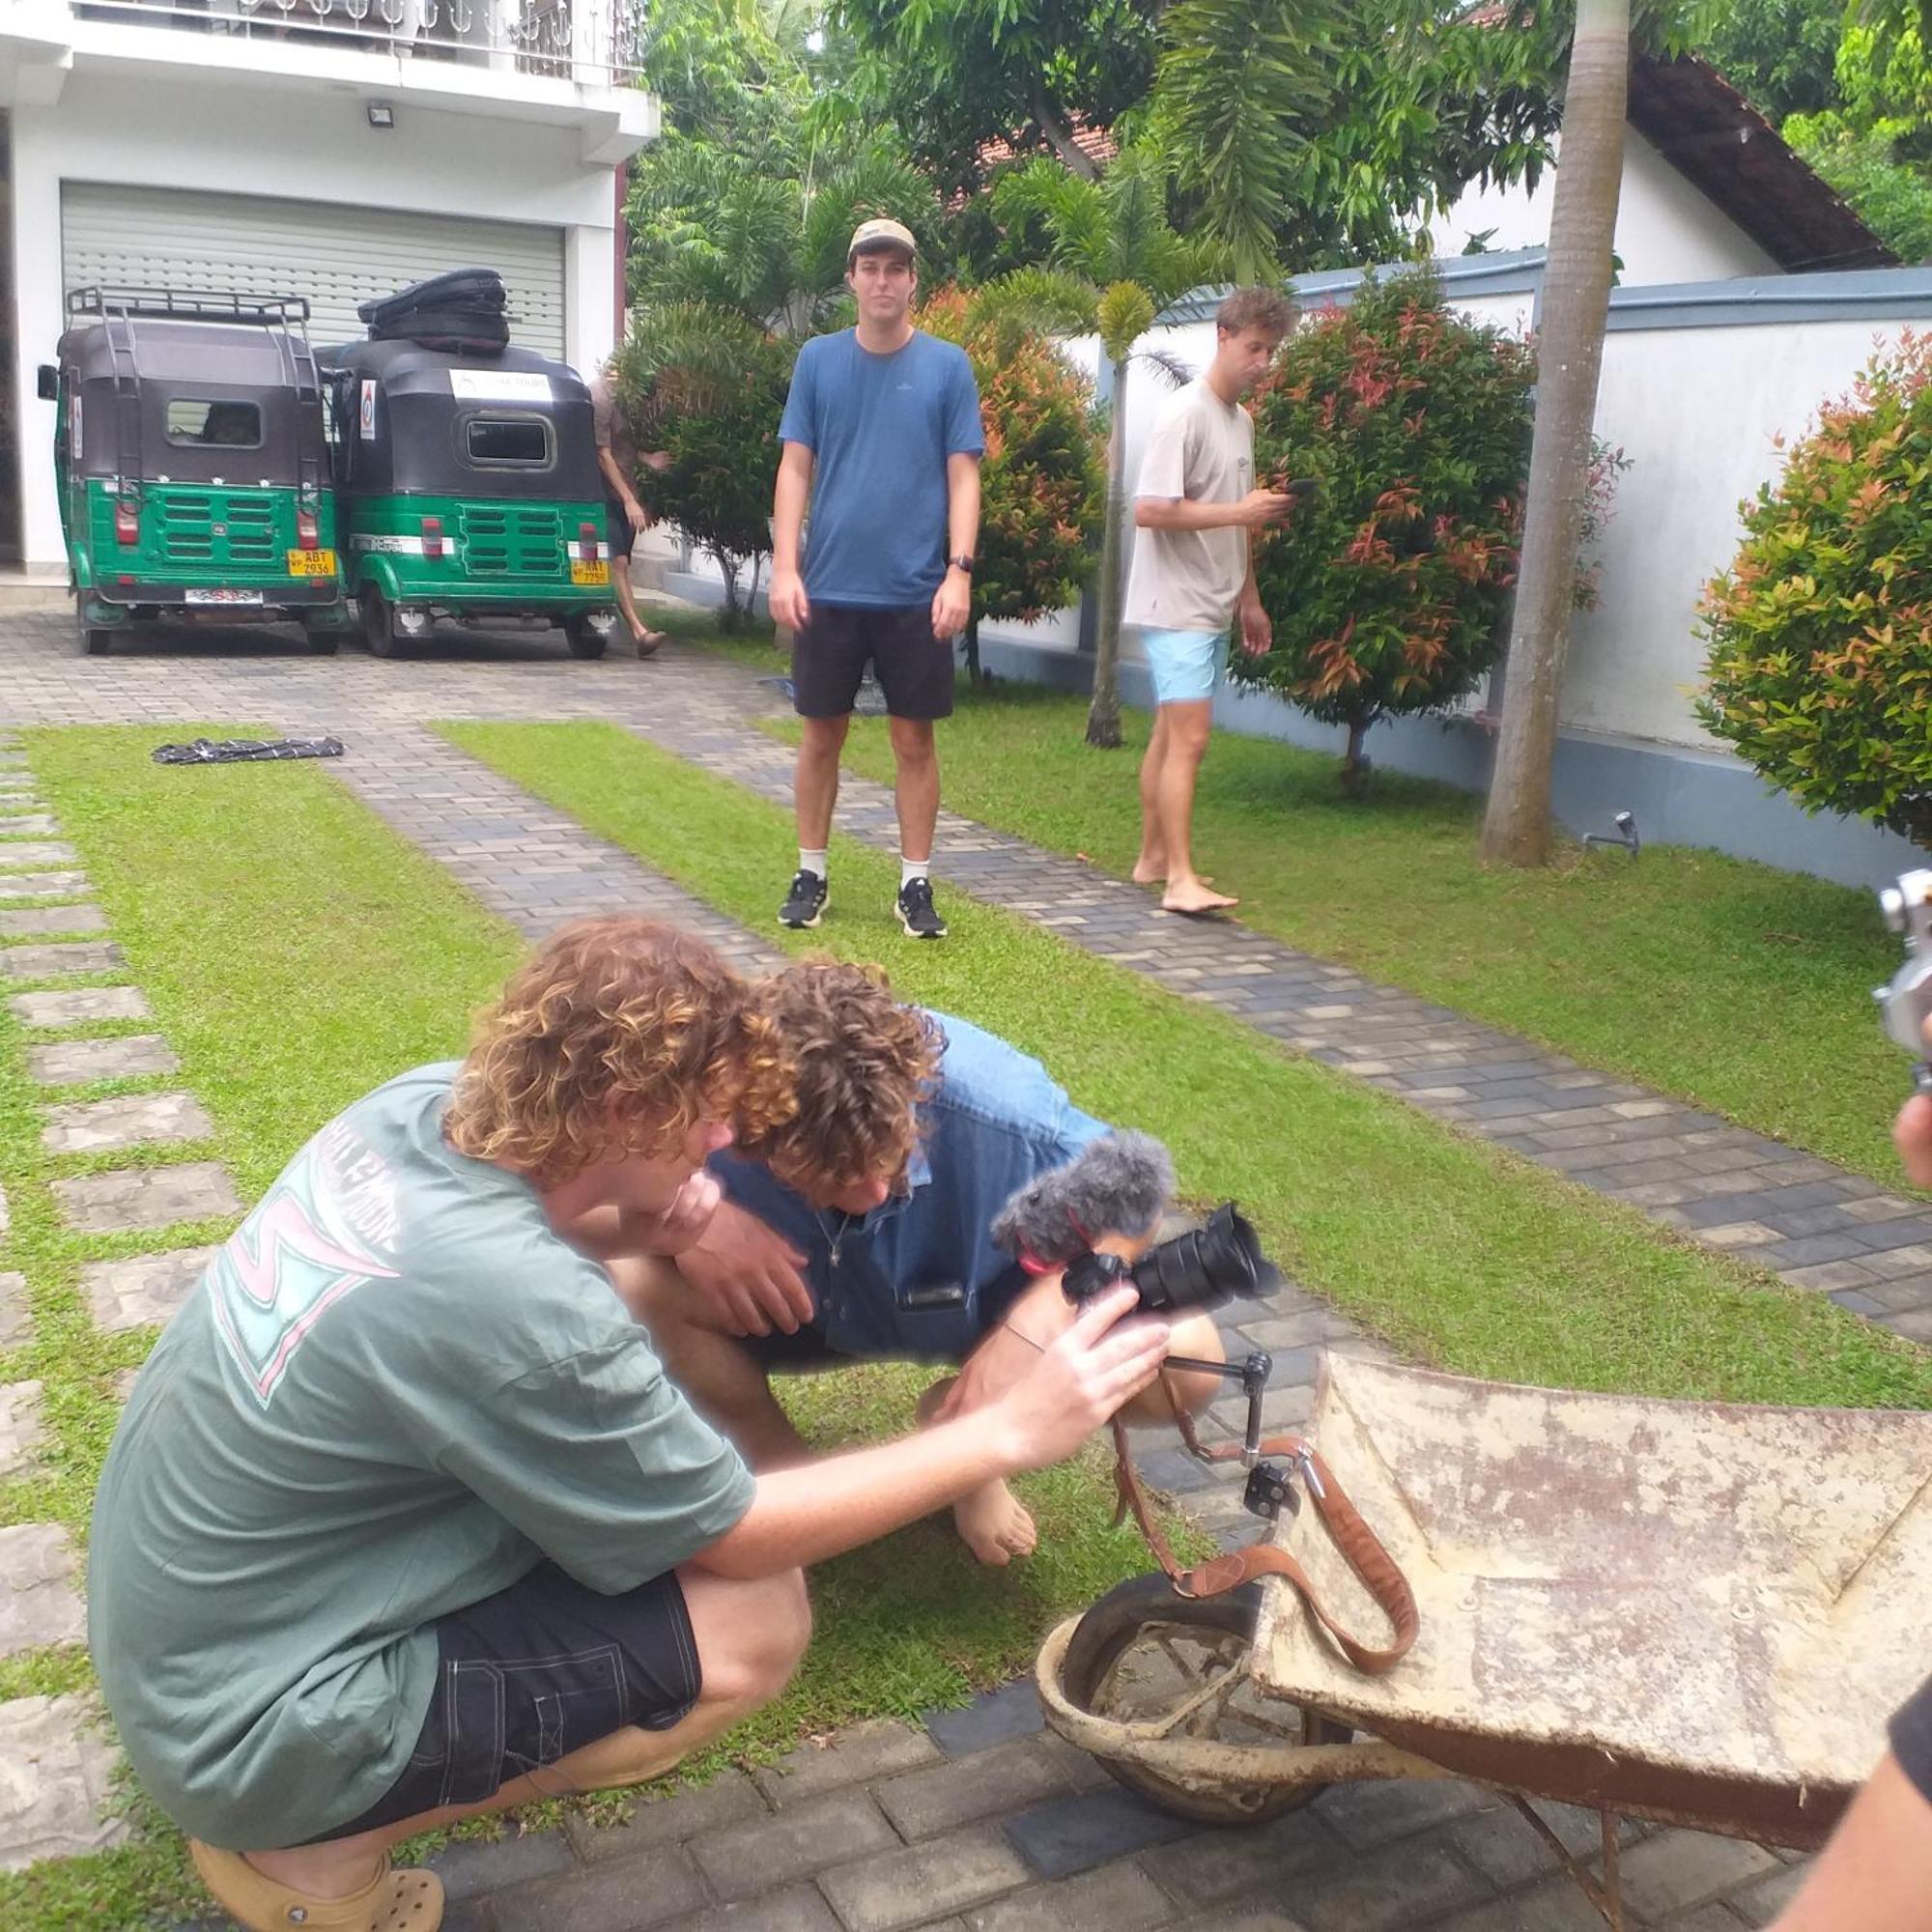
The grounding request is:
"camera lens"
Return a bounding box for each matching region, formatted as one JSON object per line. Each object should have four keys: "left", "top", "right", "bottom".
{"left": 1123, "top": 1204, "right": 1272, "bottom": 1314}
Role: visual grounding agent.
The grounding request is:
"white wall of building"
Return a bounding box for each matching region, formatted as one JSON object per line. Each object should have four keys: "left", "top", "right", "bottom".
{"left": 1561, "top": 312, "right": 1893, "bottom": 747}
{"left": 8, "top": 60, "right": 631, "bottom": 564}
{"left": 1438, "top": 132, "right": 1777, "bottom": 285}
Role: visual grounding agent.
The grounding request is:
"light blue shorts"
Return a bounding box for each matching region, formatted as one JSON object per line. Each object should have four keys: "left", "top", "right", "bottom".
{"left": 1140, "top": 627, "right": 1229, "bottom": 705}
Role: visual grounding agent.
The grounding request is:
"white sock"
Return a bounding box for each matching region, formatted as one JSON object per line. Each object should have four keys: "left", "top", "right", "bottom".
{"left": 798, "top": 849, "right": 828, "bottom": 880}
{"left": 901, "top": 857, "right": 931, "bottom": 889}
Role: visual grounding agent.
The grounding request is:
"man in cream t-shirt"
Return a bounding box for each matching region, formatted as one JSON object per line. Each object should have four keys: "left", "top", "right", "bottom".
{"left": 1123, "top": 287, "right": 1298, "bottom": 915}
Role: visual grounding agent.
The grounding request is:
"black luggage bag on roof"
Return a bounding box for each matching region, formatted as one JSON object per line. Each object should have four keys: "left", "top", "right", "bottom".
{"left": 359, "top": 270, "right": 511, "bottom": 352}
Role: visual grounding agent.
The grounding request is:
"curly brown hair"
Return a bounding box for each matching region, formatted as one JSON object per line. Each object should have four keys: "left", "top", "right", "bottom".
{"left": 1216, "top": 286, "right": 1297, "bottom": 340}
{"left": 445, "top": 917, "right": 794, "bottom": 1183}
{"left": 738, "top": 958, "right": 943, "bottom": 1197}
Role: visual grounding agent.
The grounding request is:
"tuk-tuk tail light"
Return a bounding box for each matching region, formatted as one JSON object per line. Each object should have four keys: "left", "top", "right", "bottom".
{"left": 113, "top": 500, "right": 139, "bottom": 547}
{"left": 579, "top": 521, "right": 599, "bottom": 563}
{"left": 297, "top": 509, "right": 321, "bottom": 553}
{"left": 420, "top": 516, "right": 444, "bottom": 561}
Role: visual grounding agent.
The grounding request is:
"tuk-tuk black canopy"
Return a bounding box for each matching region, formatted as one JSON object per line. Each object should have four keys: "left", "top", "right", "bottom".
{"left": 322, "top": 339, "right": 602, "bottom": 500}
{"left": 55, "top": 316, "right": 320, "bottom": 486}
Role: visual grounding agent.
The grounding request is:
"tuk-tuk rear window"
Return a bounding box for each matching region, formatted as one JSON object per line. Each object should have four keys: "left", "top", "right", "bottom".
{"left": 466, "top": 416, "right": 553, "bottom": 468}
{"left": 166, "top": 400, "right": 264, "bottom": 448}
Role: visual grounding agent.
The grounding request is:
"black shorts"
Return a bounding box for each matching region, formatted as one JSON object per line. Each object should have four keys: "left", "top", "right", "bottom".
{"left": 606, "top": 497, "right": 637, "bottom": 562}
{"left": 792, "top": 603, "right": 954, "bottom": 721}
{"left": 308, "top": 1560, "right": 699, "bottom": 1843}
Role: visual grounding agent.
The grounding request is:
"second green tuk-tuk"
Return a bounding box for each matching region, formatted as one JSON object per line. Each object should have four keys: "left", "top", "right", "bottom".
{"left": 42, "top": 288, "right": 353, "bottom": 655}
{"left": 325, "top": 339, "right": 620, "bottom": 658}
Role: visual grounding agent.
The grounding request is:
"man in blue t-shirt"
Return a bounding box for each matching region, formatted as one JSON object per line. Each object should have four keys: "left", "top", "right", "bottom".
{"left": 769, "top": 218, "right": 985, "bottom": 942}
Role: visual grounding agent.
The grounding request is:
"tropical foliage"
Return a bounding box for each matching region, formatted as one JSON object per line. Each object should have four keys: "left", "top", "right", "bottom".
{"left": 611, "top": 304, "right": 795, "bottom": 630}
{"left": 922, "top": 291, "right": 1107, "bottom": 680}
{"left": 1243, "top": 271, "right": 1536, "bottom": 790}
{"left": 1698, "top": 333, "right": 1932, "bottom": 847}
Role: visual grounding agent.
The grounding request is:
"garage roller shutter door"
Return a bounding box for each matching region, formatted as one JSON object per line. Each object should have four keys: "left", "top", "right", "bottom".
{"left": 61, "top": 183, "right": 566, "bottom": 358}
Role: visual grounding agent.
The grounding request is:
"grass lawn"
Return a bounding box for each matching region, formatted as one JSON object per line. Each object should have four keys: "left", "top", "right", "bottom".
{"left": 0, "top": 726, "right": 1179, "bottom": 1929}
{"left": 444, "top": 719, "right": 1930, "bottom": 1415}
{"left": 715, "top": 633, "right": 1916, "bottom": 1194}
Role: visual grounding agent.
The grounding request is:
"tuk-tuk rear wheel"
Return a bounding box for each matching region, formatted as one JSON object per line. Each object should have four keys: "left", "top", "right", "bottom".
{"left": 73, "top": 597, "right": 112, "bottom": 658}
{"left": 564, "top": 614, "right": 609, "bottom": 661}
{"left": 360, "top": 588, "right": 405, "bottom": 659}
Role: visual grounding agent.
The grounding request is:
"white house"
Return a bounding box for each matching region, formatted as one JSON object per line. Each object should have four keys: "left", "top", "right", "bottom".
{"left": 1438, "top": 50, "right": 1894, "bottom": 283}
{"left": 0, "top": 0, "right": 657, "bottom": 570}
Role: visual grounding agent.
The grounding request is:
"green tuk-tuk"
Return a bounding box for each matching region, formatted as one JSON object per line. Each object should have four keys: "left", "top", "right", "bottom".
{"left": 41, "top": 288, "right": 352, "bottom": 655}
{"left": 323, "top": 338, "right": 618, "bottom": 658}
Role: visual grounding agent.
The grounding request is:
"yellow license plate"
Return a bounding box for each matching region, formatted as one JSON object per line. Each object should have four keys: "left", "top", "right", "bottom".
{"left": 571, "top": 559, "right": 611, "bottom": 586}
{"left": 287, "top": 549, "right": 337, "bottom": 577}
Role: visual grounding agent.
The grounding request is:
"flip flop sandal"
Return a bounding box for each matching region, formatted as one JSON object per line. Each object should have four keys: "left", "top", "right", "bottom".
{"left": 189, "top": 1839, "right": 444, "bottom": 1931}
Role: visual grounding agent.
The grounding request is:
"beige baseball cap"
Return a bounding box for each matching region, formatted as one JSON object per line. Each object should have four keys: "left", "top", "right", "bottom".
{"left": 847, "top": 217, "right": 917, "bottom": 262}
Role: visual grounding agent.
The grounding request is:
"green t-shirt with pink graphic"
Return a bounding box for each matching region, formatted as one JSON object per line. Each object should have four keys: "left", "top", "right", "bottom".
{"left": 89, "top": 1062, "right": 752, "bottom": 1850}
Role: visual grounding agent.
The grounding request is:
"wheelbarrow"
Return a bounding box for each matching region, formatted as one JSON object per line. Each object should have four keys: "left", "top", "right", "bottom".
{"left": 1037, "top": 1352, "right": 1932, "bottom": 1928}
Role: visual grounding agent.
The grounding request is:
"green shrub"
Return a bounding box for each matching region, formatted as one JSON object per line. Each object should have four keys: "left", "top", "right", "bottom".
{"left": 611, "top": 301, "right": 792, "bottom": 631}
{"left": 922, "top": 289, "right": 1107, "bottom": 678}
{"left": 1242, "top": 270, "right": 1534, "bottom": 788}
{"left": 1698, "top": 333, "right": 1932, "bottom": 847}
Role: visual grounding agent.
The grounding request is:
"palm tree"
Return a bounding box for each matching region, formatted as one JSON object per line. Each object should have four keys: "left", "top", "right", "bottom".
{"left": 975, "top": 151, "right": 1210, "bottom": 747}
{"left": 1479, "top": 0, "right": 1631, "bottom": 867}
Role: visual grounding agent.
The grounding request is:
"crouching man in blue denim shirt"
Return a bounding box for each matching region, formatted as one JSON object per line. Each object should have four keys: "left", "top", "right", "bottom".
{"left": 592, "top": 960, "right": 1226, "bottom": 1564}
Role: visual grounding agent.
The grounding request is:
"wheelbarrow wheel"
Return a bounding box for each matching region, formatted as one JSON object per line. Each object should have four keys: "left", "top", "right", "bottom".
{"left": 1059, "top": 1571, "right": 1352, "bottom": 1827}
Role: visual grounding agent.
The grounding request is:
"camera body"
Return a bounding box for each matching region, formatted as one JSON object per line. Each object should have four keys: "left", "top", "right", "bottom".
{"left": 1876, "top": 868, "right": 1932, "bottom": 1094}
{"left": 1060, "top": 1202, "right": 1275, "bottom": 1317}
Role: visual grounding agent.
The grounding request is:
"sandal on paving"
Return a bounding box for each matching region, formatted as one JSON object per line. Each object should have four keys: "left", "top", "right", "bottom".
{"left": 189, "top": 1839, "right": 444, "bottom": 1931}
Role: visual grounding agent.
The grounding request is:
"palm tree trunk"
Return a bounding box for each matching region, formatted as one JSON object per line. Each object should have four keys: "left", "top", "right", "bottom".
{"left": 1087, "top": 353, "right": 1130, "bottom": 750}
{"left": 1479, "top": 0, "right": 1629, "bottom": 867}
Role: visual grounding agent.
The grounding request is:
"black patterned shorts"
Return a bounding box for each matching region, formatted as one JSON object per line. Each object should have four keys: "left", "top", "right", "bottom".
{"left": 308, "top": 1560, "right": 699, "bottom": 1842}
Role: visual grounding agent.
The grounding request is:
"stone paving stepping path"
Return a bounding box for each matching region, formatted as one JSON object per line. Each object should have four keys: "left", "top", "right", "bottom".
{"left": 0, "top": 1695, "right": 127, "bottom": 1869}
{"left": 42, "top": 1090, "right": 213, "bottom": 1155}
{"left": 28, "top": 1033, "right": 179, "bottom": 1084}
{"left": 0, "top": 1273, "right": 28, "bottom": 1350}
{"left": 0, "top": 1525, "right": 86, "bottom": 1655}
{"left": 0, "top": 1378, "right": 44, "bottom": 1479}
{"left": 0, "top": 727, "right": 244, "bottom": 1877}
{"left": 11, "top": 984, "right": 150, "bottom": 1029}
{"left": 50, "top": 1159, "right": 240, "bottom": 1236}
{"left": 82, "top": 1246, "right": 222, "bottom": 1333}
{"left": 0, "top": 940, "right": 124, "bottom": 980}
{"left": 0, "top": 870, "right": 93, "bottom": 899}
{"left": 0, "top": 903, "right": 107, "bottom": 939}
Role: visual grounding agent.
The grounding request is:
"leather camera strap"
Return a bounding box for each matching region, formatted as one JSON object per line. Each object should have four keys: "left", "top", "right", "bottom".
{"left": 1110, "top": 1379, "right": 1419, "bottom": 1676}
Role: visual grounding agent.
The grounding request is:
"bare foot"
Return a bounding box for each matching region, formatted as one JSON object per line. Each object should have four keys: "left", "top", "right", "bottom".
{"left": 1162, "top": 881, "right": 1238, "bottom": 915}
{"left": 952, "top": 1479, "right": 1037, "bottom": 1566}
{"left": 1131, "top": 856, "right": 1166, "bottom": 886}
{"left": 634, "top": 628, "right": 667, "bottom": 658}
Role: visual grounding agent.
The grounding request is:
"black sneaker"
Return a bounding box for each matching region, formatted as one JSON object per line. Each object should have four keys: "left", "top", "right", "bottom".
{"left": 896, "top": 876, "right": 947, "bottom": 940}
{"left": 779, "top": 869, "right": 828, "bottom": 929}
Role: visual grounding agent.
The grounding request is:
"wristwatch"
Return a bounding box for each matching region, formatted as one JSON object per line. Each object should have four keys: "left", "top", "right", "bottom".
{"left": 949, "top": 554, "right": 976, "bottom": 574}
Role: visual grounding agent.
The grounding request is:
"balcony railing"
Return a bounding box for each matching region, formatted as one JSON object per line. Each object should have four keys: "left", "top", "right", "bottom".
{"left": 66, "top": 0, "right": 651, "bottom": 87}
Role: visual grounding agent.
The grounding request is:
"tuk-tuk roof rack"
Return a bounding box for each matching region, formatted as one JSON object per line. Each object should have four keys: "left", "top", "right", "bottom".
{"left": 66, "top": 287, "right": 313, "bottom": 327}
